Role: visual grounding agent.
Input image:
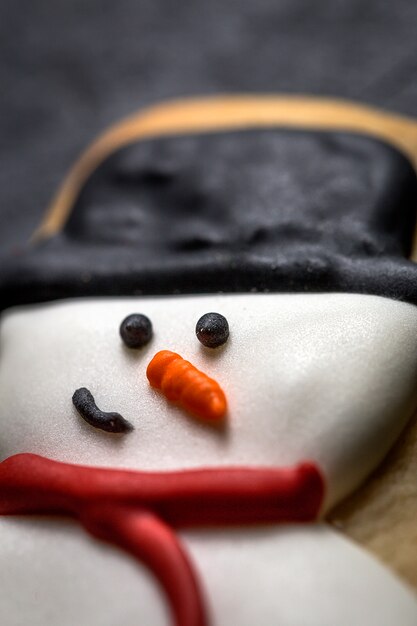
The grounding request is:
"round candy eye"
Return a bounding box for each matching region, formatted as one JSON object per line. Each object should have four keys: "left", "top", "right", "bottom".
{"left": 120, "top": 313, "right": 153, "bottom": 348}
{"left": 196, "top": 312, "right": 229, "bottom": 348}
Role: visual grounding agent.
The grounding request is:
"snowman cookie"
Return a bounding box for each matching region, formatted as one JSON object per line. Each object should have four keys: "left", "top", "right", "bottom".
{"left": 1, "top": 96, "right": 417, "bottom": 625}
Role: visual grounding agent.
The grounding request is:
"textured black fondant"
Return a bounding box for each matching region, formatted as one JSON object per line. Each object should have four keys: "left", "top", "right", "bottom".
{"left": 1, "top": 128, "right": 417, "bottom": 309}
{"left": 4, "top": 0, "right": 417, "bottom": 249}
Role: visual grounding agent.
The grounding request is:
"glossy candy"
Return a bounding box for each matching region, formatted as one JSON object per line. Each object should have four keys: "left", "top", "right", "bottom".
{"left": 147, "top": 350, "right": 227, "bottom": 422}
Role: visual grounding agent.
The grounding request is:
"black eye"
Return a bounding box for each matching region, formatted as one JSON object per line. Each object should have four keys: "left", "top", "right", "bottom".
{"left": 120, "top": 313, "right": 153, "bottom": 348}
{"left": 196, "top": 312, "right": 229, "bottom": 348}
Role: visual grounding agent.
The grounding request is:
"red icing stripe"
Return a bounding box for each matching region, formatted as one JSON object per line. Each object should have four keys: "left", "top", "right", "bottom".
{"left": 0, "top": 454, "right": 325, "bottom": 626}
{"left": 82, "top": 505, "right": 207, "bottom": 626}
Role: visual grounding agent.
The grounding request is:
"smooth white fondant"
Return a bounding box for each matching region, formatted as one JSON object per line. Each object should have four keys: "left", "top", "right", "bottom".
{"left": 0, "top": 518, "right": 415, "bottom": 626}
{"left": 1, "top": 293, "right": 417, "bottom": 624}
{"left": 1, "top": 293, "right": 417, "bottom": 508}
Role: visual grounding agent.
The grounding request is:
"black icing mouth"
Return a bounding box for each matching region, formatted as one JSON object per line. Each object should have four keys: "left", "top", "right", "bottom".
{"left": 72, "top": 387, "right": 134, "bottom": 434}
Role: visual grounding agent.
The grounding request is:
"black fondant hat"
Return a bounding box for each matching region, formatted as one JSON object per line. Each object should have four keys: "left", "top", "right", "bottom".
{"left": 2, "top": 101, "right": 417, "bottom": 310}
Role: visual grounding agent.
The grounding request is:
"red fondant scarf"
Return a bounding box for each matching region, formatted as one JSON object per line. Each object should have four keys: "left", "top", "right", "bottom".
{"left": 0, "top": 453, "right": 324, "bottom": 626}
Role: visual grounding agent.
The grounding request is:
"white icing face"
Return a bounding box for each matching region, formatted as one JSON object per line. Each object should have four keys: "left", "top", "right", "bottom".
{"left": 1, "top": 292, "right": 417, "bottom": 510}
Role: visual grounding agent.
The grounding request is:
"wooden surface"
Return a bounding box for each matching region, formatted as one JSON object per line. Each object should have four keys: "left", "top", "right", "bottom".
{"left": 329, "top": 410, "right": 417, "bottom": 588}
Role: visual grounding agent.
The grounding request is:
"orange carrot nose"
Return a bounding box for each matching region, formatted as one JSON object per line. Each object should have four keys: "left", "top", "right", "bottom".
{"left": 146, "top": 350, "right": 227, "bottom": 423}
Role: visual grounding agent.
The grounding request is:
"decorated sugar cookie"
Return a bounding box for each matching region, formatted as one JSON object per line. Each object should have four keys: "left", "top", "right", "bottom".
{"left": 1, "top": 97, "right": 417, "bottom": 625}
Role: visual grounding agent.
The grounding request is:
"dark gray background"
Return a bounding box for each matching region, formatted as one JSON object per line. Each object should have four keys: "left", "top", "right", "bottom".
{"left": 2, "top": 0, "right": 417, "bottom": 251}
